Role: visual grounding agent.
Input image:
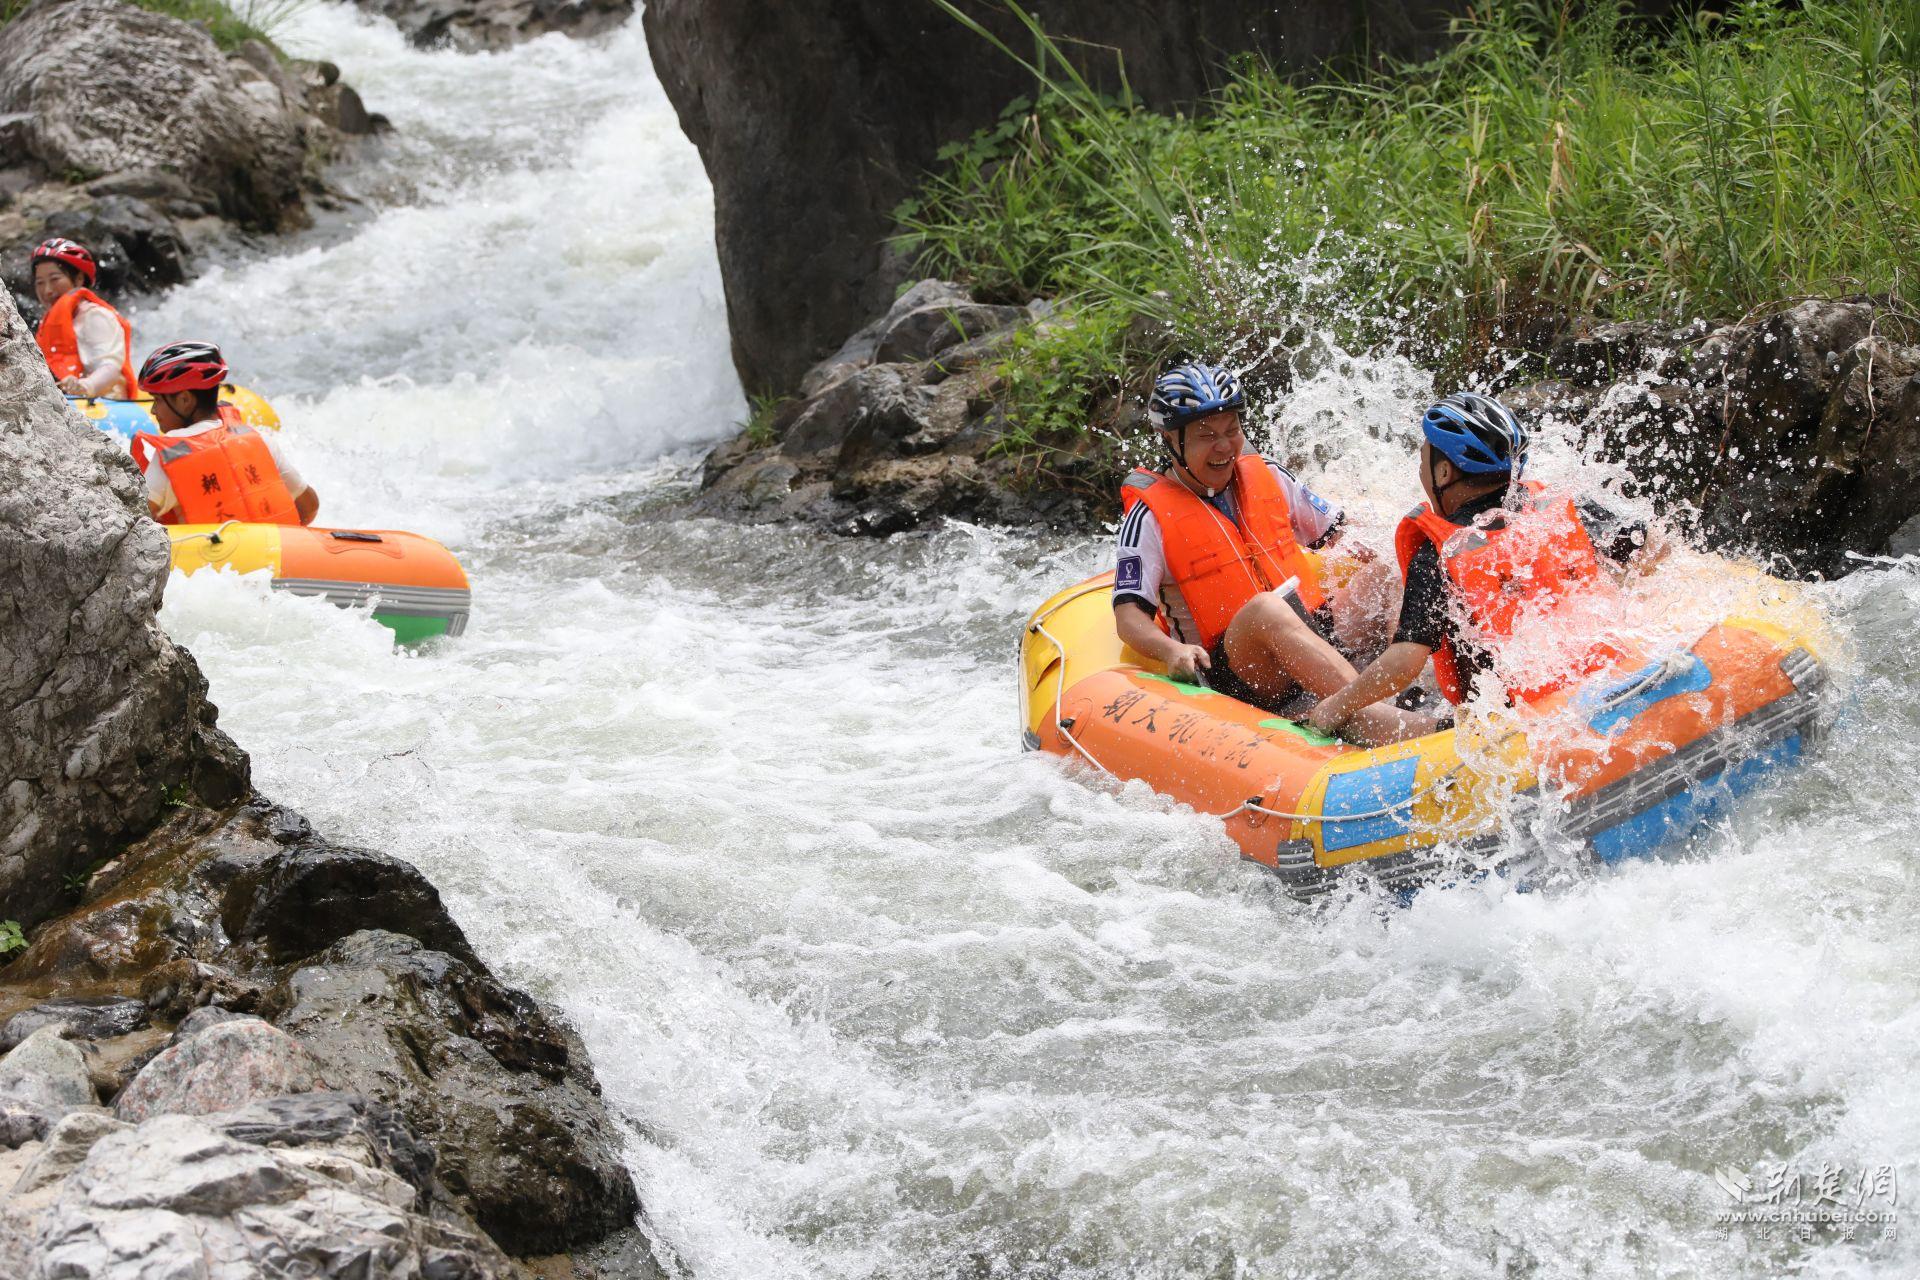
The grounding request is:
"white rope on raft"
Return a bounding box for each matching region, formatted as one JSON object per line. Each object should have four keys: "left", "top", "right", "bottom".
{"left": 1026, "top": 596, "right": 1458, "bottom": 826}
{"left": 166, "top": 519, "right": 242, "bottom": 547}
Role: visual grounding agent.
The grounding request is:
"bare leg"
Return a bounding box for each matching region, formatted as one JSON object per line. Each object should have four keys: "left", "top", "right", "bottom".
{"left": 1221, "top": 594, "right": 1361, "bottom": 704}
{"left": 1226, "top": 593, "right": 1443, "bottom": 743}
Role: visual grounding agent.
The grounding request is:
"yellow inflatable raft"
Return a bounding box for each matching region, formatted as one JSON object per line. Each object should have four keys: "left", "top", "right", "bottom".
{"left": 1020, "top": 565, "right": 1829, "bottom": 899}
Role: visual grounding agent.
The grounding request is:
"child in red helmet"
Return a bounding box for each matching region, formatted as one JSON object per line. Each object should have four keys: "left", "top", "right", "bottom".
{"left": 30, "top": 238, "right": 138, "bottom": 398}
{"left": 132, "top": 341, "right": 320, "bottom": 527}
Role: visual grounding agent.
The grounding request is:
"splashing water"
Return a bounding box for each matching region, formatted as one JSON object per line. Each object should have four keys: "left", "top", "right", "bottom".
{"left": 137, "top": 7, "right": 1920, "bottom": 1277}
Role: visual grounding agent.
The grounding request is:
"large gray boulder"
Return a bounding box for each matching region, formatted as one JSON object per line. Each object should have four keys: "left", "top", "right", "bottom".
{"left": 0, "top": 289, "right": 248, "bottom": 931}
{"left": 268, "top": 930, "right": 641, "bottom": 1257}
{"left": 18, "top": 1112, "right": 512, "bottom": 1278}
{"left": 642, "top": 0, "right": 1485, "bottom": 397}
{"left": 0, "top": 1025, "right": 97, "bottom": 1145}
{"left": 114, "top": 1017, "right": 325, "bottom": 1123}
{"left": 0, "top": 0, "right": 309, "bottom": 230}
{"left": 1549, "top": 298, "right": 1920, "bottom": 575}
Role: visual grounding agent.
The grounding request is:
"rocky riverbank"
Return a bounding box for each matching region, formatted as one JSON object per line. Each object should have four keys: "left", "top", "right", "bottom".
{"left": 0, "top": 800, "right": 663, "bottom": 1278}
{"left": 0, "top": 259, "right": 658, "bottom": 1272}
{"left": 691, "top": 279, "right": 1920, "bottom": 576}
{"left": 0, "top": 0, "right": 384, "bottom": 310}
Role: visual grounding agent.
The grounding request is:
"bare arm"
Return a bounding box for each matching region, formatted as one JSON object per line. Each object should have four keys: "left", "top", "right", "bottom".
{"left": 1115, "top": 600, "right": 1210, "bottom": 681}
{"left": 1309, "top": 641, "right": 1431, "bottom": 735}
{"left": 294, "top": 486, "right": 320, "bottom": 525}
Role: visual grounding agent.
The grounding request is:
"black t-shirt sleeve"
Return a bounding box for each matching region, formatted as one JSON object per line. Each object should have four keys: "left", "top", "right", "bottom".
{"left": 1576, "top": 498, "right": 1649, "bottom": 563}
{"left": 1391, "top": 542, "right": 1448, "bottom": 652}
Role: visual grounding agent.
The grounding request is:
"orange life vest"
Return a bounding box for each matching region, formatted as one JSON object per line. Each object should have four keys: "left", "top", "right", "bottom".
{"left": 1120, "top": 454, "right": 1328, "bottom": 651}
{"left": 133, "top": 405, "right": 299, "bottom": 526}
{"left": 36, "top": 288, "right": 138, "bottom": 397}
{"left": 1394, "top": 481, "right": 1615, "bottom": 704}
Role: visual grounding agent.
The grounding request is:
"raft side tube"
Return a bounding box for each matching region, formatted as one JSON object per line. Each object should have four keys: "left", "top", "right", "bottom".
{"left": 167, "top": 523, "right": 471, "bottom": 643}
{"left": 1021, "top": 570, "right": 1829, "bottom": 899}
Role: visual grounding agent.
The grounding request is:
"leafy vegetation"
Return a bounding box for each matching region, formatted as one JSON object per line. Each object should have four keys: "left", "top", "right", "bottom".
{"left": 0, "top": 920, "right": 25, "bottom": 963}
{"left": 897, "top": 0, "right": 1920, "bottom": 439}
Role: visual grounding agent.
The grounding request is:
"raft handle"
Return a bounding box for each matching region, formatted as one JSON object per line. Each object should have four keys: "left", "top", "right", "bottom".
{"left": 330, "top": 530, "right": 386, "bottom": 543}
{"left": 168, "top": 519, "right": 241, "bottom": 548}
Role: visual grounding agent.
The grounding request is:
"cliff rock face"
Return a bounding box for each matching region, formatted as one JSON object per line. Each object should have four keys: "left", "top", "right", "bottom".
{"left": 643, "top": 0, "right": 1470, "bottom": 397}
{"left": 0, "top": 290, "right": 247, "bottom": 931}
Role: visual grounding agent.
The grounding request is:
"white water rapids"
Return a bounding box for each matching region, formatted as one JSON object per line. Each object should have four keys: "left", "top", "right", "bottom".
{"left": 125, "top": 8, "right": 1920, "bottom": 1277}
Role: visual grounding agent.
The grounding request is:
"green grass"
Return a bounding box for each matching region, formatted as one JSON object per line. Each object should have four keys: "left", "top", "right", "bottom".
{"left": 0, "top": 0, "right": 309, "bottom": 52}
{"left": 898, "top": 0, "right": 1920, "bottom": 441}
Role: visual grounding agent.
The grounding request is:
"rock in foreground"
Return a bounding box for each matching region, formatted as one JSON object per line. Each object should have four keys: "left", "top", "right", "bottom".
{"left": 0, "top": 799, "right": 665, "bottom": 1278}
{"left": 0, "top": 281, "right": 247, "bottom": 933}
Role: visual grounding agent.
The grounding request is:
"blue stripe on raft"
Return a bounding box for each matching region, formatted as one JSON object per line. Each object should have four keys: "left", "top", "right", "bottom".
{"left": 1583, "top": 654, "right": 1712, "bottom": 735}
{"left": 69, "top": 397, "right": 152, "bottom": 445}
{"left": 1589, "top": 734, "right": 1803, "bottom": 864}
{"left": 1321, "top": 756, "right": 1419, "bottom": 853}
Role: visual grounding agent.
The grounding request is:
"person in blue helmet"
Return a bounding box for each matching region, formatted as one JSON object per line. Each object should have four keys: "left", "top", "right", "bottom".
{"left": 1114, "top": 361, "right": 1428, "bottom": 740}
{"left": 1307, "top": 392, "right": 1656, "bottom": 744}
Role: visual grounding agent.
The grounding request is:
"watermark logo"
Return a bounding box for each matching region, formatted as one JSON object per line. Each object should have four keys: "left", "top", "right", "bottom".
{"left": 1714, "top": 1161, "right": 1899, "bottom": 1243}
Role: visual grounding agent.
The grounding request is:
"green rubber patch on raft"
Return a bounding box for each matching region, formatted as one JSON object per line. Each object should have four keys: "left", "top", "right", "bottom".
{"left": 1136, "top": 673, "right": 1215, "bottom": 696}
{"left": 1259, "top": 718, "right": 1341, "bottom": 747}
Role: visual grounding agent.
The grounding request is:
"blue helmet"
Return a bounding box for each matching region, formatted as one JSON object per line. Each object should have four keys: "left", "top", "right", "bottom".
{"left": 1422, "top": 392, "right": 1528, "bottom": 476}
{"left": 1149, "top": 362, "right": 1244, "bottom": 431}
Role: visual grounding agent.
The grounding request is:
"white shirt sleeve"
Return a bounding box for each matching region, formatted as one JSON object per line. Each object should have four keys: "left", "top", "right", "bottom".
{"left": 73, "top": 303, "right": 126, "bottom": 396}
{"left": 145, "top": 455, "right": 176, "bottom": 517}
{"left": 261, "top": 432, "right": 307, "bottom": 498}
{"left": 1267, "top": 460, "right": 1342, "bottom": 546}
{"left": 1113, "top": 502, "right": 1167, "bottom": 615}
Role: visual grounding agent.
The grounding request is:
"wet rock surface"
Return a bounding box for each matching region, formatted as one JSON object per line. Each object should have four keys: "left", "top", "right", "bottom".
{"left": 0, "top": 798, "right": 657, "bottom": 1275}
{"left": 0, "top": 0, "right": 387, "bottom": 316}
{"left": 1509, "top": 297, "right": 1920, "bottom": 575}
{"left": 691, "top": 278, "right": 1112, "bottom": 535}
{"left": 268, "top": 929, "right": 640, "bottom": 1257}
{"left": 350, "top": 0, "right": 632, "bottom": 50}
{"left": 698, "top": 283, "right": 1920, "bottom": 576}
{"left": 0, "top": 995, "right": 148, "bottom": 1051}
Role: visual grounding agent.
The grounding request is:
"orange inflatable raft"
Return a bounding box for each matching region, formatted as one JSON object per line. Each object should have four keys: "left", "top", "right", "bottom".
{"left": 168, "top": 521, "right": 471, "bottom": 644}
{"left": 1019, "top": 570, "right": 1829, "bottom": 899}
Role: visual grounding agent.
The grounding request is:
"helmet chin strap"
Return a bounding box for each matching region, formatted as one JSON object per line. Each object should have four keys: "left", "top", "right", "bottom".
{"left": 1164, "top": 425, "right": 1220, "bottom": 498}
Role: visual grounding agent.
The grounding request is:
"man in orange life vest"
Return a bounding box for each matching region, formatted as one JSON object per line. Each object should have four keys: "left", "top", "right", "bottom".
{"left": 1308, "top": 392, "right": 1652, "bottom": 745}
{"left": 131, "top": 341, "right": 320, "bottom": 527}
{"left": 30, "top": 238, "right": 138, "bottom": 398}
{"left": 1114, "top": 362, "right": 1431, "bottom": 743}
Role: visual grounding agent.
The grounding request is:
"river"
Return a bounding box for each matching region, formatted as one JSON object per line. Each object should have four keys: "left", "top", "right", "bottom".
{"left": 130, "top": 7, "right": 1920, "bottom": 1278}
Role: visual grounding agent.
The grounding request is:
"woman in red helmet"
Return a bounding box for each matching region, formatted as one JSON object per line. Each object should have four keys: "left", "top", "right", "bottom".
{"left": 30, "top": 238, "right": 138, "bottom": 398}
{"left": 132, "top": 341, "right": 320, "bottom": 527}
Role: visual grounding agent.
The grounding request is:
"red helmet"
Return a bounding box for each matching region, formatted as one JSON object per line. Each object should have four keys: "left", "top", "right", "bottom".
{"left": 139, "top": 341, "right": 228, "bottom": 394}
{"left": 31, "top": 238, "right": 97, "bottom": 286}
